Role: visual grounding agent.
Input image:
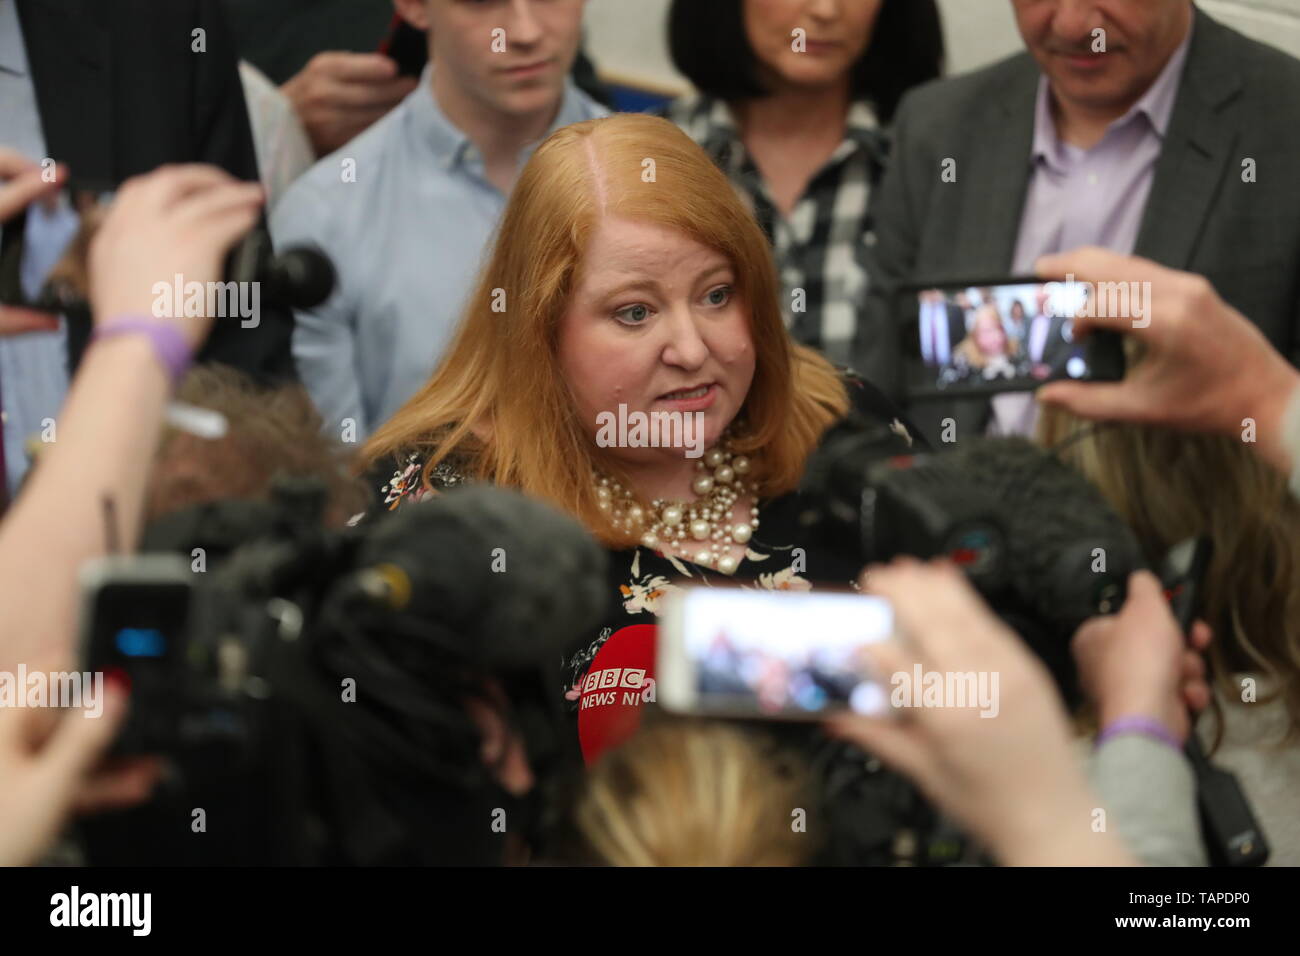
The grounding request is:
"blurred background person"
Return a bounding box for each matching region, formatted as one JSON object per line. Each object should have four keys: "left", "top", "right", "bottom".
{"left": 1003, "top": 297, "right": 1030, "bottom": 345}
{"left": 917, "top": 288, "right": 965, "bottom": 368}
{"left": 667, "top": 0, "right": 943, "bottom": 371}
{"left": 954, "top": 289, "right": 977, "bottom": 331}
{"left": 864, "top": 0, "right": 1300, "bottom": 443}
{"left": 223, "top": 1, "right": 610, "bottom": 159}
{"left": 272, "top": 0, "right": 605, "bottom": 442}
{"left": 0, "top": 0, "right": 295, "bottom": 505}
{"left": 555, "top": 719, "right": 814, "bottom": 866}
{"left": 954, "top": 304, "right": 1021, "bottom": 382}
{"left": 1040, "top": 403, "right": 1300, "bottom": 866}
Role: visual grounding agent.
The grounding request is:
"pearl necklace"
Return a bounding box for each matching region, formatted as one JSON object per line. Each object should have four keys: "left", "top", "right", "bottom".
{"left": 594, "top": 443, "right": 759, "bottom": 575}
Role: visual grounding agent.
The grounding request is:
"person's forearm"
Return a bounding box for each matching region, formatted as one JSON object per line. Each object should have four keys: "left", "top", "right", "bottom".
{"left": 1088, "top": 734, "right": 1205, "bottom": 867}
{"left": 0, "top": 335, "right": 171, "bottom": 669}
{"left": 994, "top": 793, "right": 1138, "bottom": 866}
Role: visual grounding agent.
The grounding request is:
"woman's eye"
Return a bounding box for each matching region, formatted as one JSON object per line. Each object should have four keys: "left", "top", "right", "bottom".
{"left": 705, "top": 285, "right": 733, "bottom": 307}
{"left": 614, "top": 304, "right": 652, "bottom": 325}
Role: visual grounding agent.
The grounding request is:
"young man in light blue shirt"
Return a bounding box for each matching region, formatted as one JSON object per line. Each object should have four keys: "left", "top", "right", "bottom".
{"left": 272, "top": 0, "right": 603, "bottom": 439}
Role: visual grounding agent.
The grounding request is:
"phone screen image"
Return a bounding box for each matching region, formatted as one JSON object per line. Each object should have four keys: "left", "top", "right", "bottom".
{"left": 661, "top": 589, "right": 894, "bottom": 718}
{"left": 901, "top": 279, "right": 1109, "bottom": 400}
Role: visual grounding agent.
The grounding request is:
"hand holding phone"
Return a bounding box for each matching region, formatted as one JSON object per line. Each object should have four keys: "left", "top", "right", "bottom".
{"left": 658, "top": 588, "right": 895, "bottom": 719}
{"left": 827, "top": 559, "right": 1134, "bottom": 866}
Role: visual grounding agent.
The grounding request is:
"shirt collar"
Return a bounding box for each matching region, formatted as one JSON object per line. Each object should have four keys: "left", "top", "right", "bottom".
{"left": 690, "top": 95, "right": 886, "bottom": 169}
{"left": 1031, "top": 16, "right": 1194, "bottom": 163}
{"left": 409, "top": 63, "right": 597, "bottom": 176}
{"left": 0, "top": 0, "right": 29, "bottom": 77}
{"left": 843, "top": 98, "right": 887, "bottom": 157}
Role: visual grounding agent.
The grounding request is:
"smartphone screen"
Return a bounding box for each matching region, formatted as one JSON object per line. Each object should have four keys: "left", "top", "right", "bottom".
{"left": 659, "top": 588, "right": 894, "bottom": 719}
{"left": 0, "top": 185, "right": 112, "bottom": 313}
{"left": 899, "top": 278, "right": 1119, "bottom": 400}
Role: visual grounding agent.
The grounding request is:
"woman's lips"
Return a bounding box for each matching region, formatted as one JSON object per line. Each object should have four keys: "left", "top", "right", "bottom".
{"left": 656, "top": 383, "right": 717, "bottom": 411}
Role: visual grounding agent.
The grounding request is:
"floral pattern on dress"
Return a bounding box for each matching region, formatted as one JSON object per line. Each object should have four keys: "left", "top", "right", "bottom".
{"left": 755, "top": 566, "right": 813, "bottom": 591}
{"left": 381, "top": 454, "right": 430, "bottom": 510}
{"left": 380, "top": 454, "right": 469, "bottom": 510}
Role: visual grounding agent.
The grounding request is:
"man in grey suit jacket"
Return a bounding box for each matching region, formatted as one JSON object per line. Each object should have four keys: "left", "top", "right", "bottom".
{"left": 860, "top": 1, "right": 1300, "bottom": 445}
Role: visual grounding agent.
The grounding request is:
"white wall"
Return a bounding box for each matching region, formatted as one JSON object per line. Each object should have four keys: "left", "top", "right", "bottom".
{"left": 583, "top": 0, "right": 1300, "bottom": 94}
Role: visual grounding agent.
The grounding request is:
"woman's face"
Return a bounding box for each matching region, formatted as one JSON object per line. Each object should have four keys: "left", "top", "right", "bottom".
{"left": 743, "top": 0, "right": 883, "bottom": 91}
{"left": 557, "top": 216, "right": 756, "bottom": 467}
{"left": 974, "top": 311, "right": 1007, "bottom": 357}
{"left": 1010, "top": 301, "right": 1026, "bottom": 321}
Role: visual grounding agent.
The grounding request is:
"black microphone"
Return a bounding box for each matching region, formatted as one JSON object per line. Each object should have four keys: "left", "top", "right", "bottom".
{"left": 223, "top": 229, "right": 336, "bottom": 311}
{"left": 348, "top": 484, "right": 609, "bottom": 671}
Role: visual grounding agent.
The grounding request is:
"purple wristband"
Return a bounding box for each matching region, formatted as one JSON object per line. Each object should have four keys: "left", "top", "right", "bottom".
{"left": 1096, "top": 715, "right": 1182, "bottom": 752}
{"left": 90, "top": 317, "right": 193, "bottom": 385}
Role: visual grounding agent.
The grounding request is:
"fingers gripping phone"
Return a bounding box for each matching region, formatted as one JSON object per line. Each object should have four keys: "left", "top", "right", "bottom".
{"left": 658, "top": 588, "right": 895, "bottom": 719}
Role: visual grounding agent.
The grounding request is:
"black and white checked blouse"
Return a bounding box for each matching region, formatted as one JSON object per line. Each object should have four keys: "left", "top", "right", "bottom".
{"left": 667, "top": 94, "right": 888, "bottom": 369}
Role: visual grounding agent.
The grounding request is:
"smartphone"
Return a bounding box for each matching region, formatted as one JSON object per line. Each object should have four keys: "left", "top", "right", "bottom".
{"left": 658, "top": 587, "right": 895, "bottom": 719}
{"left": 379, "top": 16, "right": 427, "bottom": 78}
{"left": 0, "top": 182, "right": 113, "bottom": 316}
{"left": 898, "top": 277, "right": 1125, "bottom": 401}
{"left": 78, "top": 554, "right": 194, "bottom": 752}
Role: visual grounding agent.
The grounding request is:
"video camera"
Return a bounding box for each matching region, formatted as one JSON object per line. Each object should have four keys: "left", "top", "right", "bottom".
{"left": 75, "top": 480, "right": 607, "bottom": 865}
{"left": 779, "top": 416, "right": 1147, "bottom": 865}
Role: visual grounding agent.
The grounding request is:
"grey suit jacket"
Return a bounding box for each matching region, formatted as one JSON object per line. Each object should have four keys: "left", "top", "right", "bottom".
{"left": 860, "top": 6, "right": 1300, "bottom": 419}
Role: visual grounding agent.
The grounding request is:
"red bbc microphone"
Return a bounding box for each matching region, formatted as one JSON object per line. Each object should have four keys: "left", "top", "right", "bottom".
{"left": 575, "top": 623, "right": 658, "bottom": 765}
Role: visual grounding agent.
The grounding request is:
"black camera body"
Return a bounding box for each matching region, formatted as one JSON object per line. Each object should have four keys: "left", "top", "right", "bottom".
{"left": 76, "top": 480, "right": 607, "bottom": 865}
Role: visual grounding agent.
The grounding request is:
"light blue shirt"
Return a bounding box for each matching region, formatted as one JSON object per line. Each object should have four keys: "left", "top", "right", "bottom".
{"left": 271, "top": 65, "right": 605, "bottom": 439}
{"left": 0, "top": 0, "right": 78, "bottom": 498}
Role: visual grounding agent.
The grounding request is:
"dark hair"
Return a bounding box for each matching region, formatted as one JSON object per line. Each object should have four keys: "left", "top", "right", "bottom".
{"left": 668, "top": 0, "right": 944, "bottom": 124}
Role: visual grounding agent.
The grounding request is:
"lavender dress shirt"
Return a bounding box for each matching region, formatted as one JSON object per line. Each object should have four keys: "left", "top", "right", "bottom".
{"left": 990, "top": 20, "right": 1195, "bottom": 436}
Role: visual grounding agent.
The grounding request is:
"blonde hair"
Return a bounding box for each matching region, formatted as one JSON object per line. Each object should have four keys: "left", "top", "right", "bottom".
{"left": 1039, "top": 406, "right": 1300, "bottom": 747}
{"left": 568, "top": 720, "right": 812, "bottom": 866}
{"left": 955, "top": 305, "right": 1015, "bottom": 370}
{"left": 361, "top": 113, "right": 848, "bottom": 548}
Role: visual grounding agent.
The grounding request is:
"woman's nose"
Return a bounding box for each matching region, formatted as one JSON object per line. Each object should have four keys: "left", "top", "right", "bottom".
{"left": 659, "top": 306, "right": 710, "bottom": 369}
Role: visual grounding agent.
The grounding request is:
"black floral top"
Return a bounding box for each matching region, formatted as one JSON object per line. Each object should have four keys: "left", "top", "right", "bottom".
{"left": 369, "top": 374, "right": 923, "bottom": 742}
